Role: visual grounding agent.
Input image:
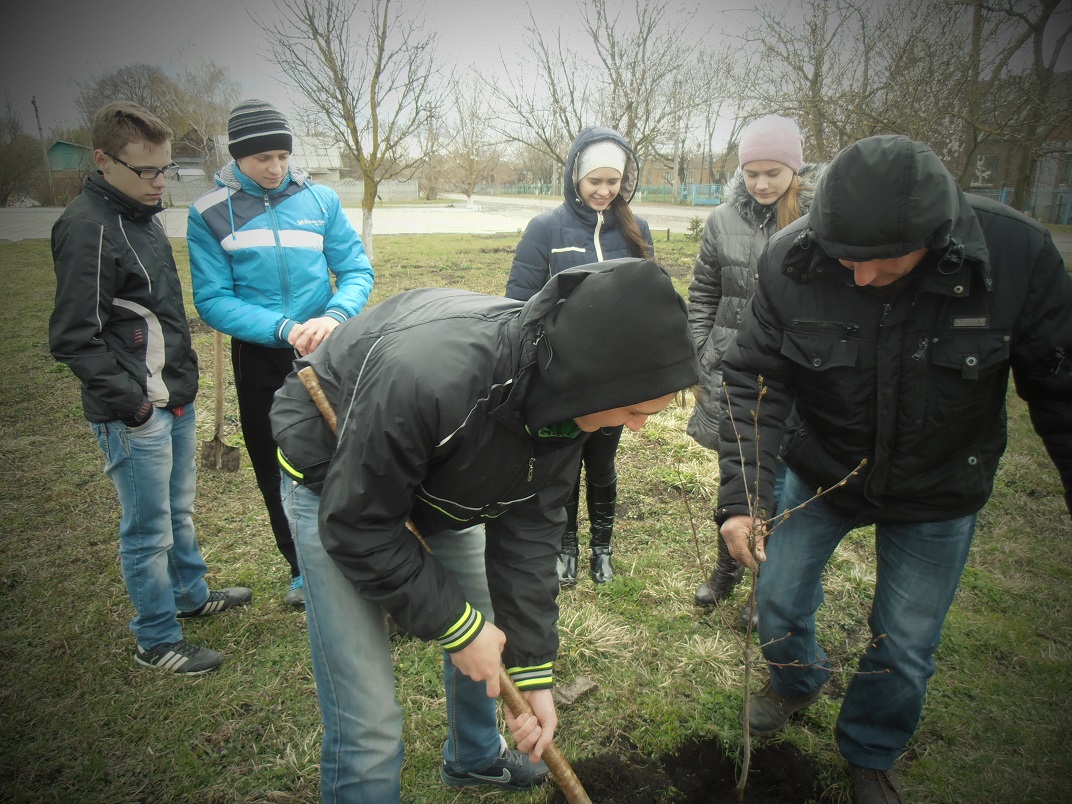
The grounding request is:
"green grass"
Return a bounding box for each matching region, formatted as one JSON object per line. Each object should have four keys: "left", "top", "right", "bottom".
{"left": 1, "top": 234, "right": 1069, "bottom": 803}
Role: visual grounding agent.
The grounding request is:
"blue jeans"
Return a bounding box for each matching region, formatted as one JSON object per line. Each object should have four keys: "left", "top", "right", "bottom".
{"left": 91, "top": 406, "right": 209, "bottom": 649}
{"left": 758, "top": 469, "right": 977, "bottom": 770}
{"left": 282, "top": 480, "right": 502, "bottom": 804}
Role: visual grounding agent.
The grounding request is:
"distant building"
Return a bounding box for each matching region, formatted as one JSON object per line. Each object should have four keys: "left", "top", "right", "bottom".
{"left": 47, "top": 141, "right": 93, "bottom": 174}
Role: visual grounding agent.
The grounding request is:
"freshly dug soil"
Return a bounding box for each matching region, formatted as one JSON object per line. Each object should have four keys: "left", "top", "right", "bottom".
{"left": 549, "top": 737, "right": 821, "bottom": 803}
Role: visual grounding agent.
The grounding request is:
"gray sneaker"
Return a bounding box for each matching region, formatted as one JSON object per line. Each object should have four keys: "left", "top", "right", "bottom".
{"left": 440, "top": 739, "right": 550, "bottom": 791}
{"left": 849, "top": 764, "right": 905, "bottom": 804}
{"left": 284, "top": 576, "right": 305, "bottom": 608}
{"left": 177, "top": 587, "right": 252, "bottom": 619}
{"left": 135, "top": 639, "right": 224, "bottom": 675}
{"left": 743, "top": 681, "right": 822, "bottom": 736}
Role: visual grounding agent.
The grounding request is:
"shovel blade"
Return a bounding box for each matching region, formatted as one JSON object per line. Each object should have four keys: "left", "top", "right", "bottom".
{"left": 201, "top": 438, "right": 241, "bottom": 471}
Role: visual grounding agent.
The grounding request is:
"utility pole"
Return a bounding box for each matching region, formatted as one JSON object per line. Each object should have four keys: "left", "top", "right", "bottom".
{"left": 31, "top": 96, "right": 56, "bottom": 206}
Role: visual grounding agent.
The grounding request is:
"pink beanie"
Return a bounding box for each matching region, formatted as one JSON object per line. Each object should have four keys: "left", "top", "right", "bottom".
{"left": 737, "top": 115, "right": 804, "bottom": 173}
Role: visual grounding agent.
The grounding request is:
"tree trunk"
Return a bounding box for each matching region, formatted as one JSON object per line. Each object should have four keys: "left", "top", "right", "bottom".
{"left": 362, "top": 179, "right": 378, "bottom": 261}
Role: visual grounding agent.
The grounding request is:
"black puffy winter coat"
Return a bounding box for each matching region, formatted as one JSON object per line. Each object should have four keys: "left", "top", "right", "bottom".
{"left": 686, "top": 164, "right": 821, "bottom": 448}
{"left": 717, "top": 136, "right": 1072, "bottom": 524}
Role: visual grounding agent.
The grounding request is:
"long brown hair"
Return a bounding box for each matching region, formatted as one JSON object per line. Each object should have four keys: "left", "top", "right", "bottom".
{"left": 776, "top": 174, "right": 802, "bottom": 231}
{"left": 612, "top": 194, "right": 653, "bottom": 258}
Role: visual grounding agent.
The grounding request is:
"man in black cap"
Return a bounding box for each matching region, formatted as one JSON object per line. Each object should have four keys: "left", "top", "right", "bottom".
{"left": 270, "top": 259, "right": 699, "bottom": 802}
{"left": 716, "top": 134, "right": 1072, "bottom": 803}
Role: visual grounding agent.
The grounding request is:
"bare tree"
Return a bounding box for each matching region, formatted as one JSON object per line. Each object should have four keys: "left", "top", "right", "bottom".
{"left": 488, "top": 0, "right": 705, "bottom": 170}
{"left": 414, "top": 117, "right": 451, "bottom": 200}
{"left": 261, "top": 0, "right": 450, "bottom": 258}
{"left": 75, "top": 64, "right": 179, "bottom": 131}
{"left": 0, "top": 96, "right": 41, "bottom": 206}
{"left": 742, "top": 0, "right": 1070, "bottom": 205}
{"left": 445, "top": 76, "right": 503, "bottom": 206}
{"left": 164, "top": 60, "right": 242, "bottom": 175}
{"left": 987, "top": 0, "right": 1072, "bottom": 208}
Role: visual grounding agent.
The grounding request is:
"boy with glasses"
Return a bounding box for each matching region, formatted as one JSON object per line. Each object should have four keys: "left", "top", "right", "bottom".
{"left": 49, "top": 101, "right": 251, "bottom": 675}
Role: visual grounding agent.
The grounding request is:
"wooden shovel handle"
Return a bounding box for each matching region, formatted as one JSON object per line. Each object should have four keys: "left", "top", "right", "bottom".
{"left": 297, "top": 366, "right": 337, "bottom": 433}
{"left": 497, "top": 666, "right": 592, "bottom": 803}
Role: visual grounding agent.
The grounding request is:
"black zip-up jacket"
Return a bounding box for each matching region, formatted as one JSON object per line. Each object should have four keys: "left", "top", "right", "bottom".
{"left": 49, "top": 174, "right": 198, "bottom": 423}
{"left": 271, "top": 275, "right": 612, "bottom": 688}
{"left": 717, "top": 136, "right": 1072, "bottom": 524}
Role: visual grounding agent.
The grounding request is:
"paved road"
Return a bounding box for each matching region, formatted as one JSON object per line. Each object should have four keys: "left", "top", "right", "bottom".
{"left": 3, "top": 194, "right": 1069, "bottom": 265}
{"left": 0, "top": 193, "right": 708, "bottom": 242}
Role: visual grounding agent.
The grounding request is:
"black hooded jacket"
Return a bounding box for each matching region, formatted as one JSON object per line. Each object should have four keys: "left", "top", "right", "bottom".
{"left": 271, "top": 260, "right": 697, "bottom": 685}
{"left": 716, "top": 136, "right": 1072, "bottom": 524}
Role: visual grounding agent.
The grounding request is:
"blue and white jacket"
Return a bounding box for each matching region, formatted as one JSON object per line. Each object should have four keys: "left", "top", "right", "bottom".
{"left": 187, "top": 162, "right": 374, "bottom": 347}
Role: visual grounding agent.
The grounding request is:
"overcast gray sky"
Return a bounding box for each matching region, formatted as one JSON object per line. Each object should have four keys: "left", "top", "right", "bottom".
{"left": 2, "top": 0, "right": 740, "bottom": 134}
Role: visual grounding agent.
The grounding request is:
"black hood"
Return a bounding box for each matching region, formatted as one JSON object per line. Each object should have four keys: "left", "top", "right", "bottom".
{"left": 521, "top": 259, "right": 699, "bottom": 430}
{"left": 810, "top": 135, "right": 967, "bottom": 261}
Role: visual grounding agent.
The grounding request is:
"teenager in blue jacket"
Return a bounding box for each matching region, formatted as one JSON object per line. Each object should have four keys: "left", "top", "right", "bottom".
{"left": 506, "top": 126, "right": 652, "bottom": 586}
{"left": 187, "top": 100, "right": 374, "bottom": 607}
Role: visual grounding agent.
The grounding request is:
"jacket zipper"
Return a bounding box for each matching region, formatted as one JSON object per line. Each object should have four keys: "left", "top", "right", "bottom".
{"left": 593, "top": 211, "right": 605, "bottom": 261}
{"left": 265, "top": 192, "right": 291, "bottom": 312}
{"left": 791, "top": 319, "right": 860, "bottom": 337}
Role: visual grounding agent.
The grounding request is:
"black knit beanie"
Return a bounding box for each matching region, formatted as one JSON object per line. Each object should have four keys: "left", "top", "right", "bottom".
{"left": 523, "top": 259, "right": 699, "bottom": 430}
{"left": 228, "top": 99, "right": 293, "bottom": 160}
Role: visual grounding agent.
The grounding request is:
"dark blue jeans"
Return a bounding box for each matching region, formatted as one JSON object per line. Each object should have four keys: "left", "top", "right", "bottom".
{"left": 758, "top": 469, "right": 977, "bottom": 769}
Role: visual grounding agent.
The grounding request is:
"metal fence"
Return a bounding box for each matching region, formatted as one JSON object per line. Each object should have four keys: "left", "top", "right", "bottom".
{"left": 970, "top": 187, "right": 1071, "bottom": 225}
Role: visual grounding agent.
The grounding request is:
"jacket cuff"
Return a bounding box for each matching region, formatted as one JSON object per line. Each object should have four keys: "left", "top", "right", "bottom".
{"left": 437, "top": 602, "right": 485, "bottom": 652}
{"left": 715, "top": 503, "right": 752, "bottom": 526}
{"left": 277, "top": 318, "right": 296, "bottom": 343}
{"left": 323, "top": 308, "right": 347, "bottom": 324}
{"left": 506, "top": 662, "right": 554, "bottom": 691}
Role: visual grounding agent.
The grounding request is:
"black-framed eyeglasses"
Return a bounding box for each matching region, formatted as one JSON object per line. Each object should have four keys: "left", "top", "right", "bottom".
{"left": 105, "top": 152, "right": 180, "bottom": 180}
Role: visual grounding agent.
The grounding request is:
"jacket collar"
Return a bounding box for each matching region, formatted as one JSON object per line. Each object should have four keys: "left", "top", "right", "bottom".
{"left": 214, "top": 160, "right": 311, "bottom": 194}
{"left": 85, "top": 172, "right": 164, "bottom": 221}
{"left": 724, "top": 162, "right": 824, "bottom": 227}
{"left": 782, "top": 200, "right": 992, "bottom": 294}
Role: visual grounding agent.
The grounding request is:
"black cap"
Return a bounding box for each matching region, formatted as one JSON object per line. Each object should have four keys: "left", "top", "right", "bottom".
{"left": 810, "top": 135, "right": 957, "bottom": 261}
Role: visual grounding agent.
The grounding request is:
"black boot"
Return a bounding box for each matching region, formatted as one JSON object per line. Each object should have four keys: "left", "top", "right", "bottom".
{"left": 587, "top": 480, "right": 617, "bottom": 584}
{"left": 556, "top": 481, "right": 580, "bottom": 586}
{"left": 695, "top": 534, "right": 745, "bottom": 607}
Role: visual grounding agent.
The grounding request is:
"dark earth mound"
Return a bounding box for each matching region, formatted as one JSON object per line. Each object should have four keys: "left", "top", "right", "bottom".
{"left": 549, "top": 737, "right": 820, "bottom": 803}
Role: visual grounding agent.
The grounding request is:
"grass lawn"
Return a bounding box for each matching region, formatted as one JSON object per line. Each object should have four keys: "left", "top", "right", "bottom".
{"left": 0, "top": 233, "right": 1069, "bottom": 803}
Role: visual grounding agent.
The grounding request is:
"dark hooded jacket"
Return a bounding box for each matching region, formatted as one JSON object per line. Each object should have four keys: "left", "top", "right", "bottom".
{"left": 716, "top": 135, "right": 1072, "bottom": 524}
{"left": 686, "top": 164, "right": 822, "bottom": 448}
{"left": 506, "top": 126, "right": 651, "bottom": 300}
{"left": 271, "top": 260, "right": 698, "bottom": 686}
{"left": 49, "top": 173, "right": 199, "bottom": 423}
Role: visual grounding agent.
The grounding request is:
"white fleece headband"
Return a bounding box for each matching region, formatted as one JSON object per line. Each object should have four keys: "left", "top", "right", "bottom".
{"left": 576, "top": 140, "right": 627, "bottom": 181}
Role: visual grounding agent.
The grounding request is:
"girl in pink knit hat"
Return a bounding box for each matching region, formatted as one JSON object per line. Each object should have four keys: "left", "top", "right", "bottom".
{"left": 687, "top": 114, "right": 824, "bottom": 617}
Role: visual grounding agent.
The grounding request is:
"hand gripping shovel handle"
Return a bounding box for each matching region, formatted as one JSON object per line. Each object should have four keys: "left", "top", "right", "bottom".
{"left": 496, "top": 667, "right": 592, "bottom": 803}
{"left": 297, "top": 365, "right": 591, "bottom": 803}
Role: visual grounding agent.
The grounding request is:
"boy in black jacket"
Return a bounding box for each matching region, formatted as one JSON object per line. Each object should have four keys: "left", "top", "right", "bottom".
{"left": 49, "top": 101, "right": 250, "bottom": 675}
{"left": 271, "top": 259, "right": 699, "bottom": 801}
